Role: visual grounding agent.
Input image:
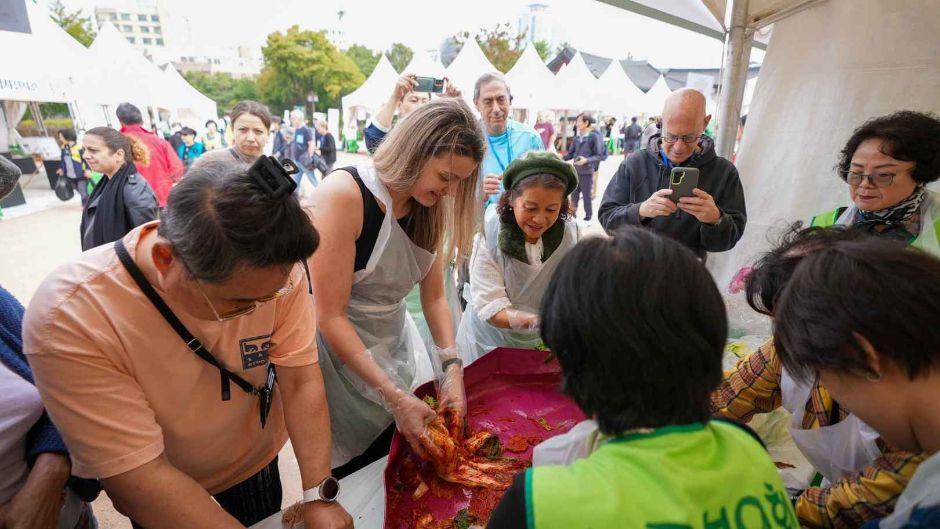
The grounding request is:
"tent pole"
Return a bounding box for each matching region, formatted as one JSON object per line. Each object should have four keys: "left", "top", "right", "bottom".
{"left": 715, "top": 0, "right": 753, "bottom": 160}
{"left": 31, "top": 102, "right": 49, "bottom": 137}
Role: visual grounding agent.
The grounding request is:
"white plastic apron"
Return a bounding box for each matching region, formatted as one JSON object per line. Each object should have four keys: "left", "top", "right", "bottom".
{"left": 456, "top": 206, "right": 579, "bottom": 365}
{"left": 835, "top": 190, "right": 940, "bottom": 257}
{"left": 780, "top": 368, "right": 882, "bottom": 485}
{"left": 317, "top": 165, "right": 437, "bottom": 467}
{"left": 532, "top": 419, "right": 607, "bottom": 467}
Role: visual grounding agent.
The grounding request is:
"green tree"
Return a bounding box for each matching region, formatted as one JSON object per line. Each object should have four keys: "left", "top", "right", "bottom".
{"left": 346, "top": 44, "right": 381, "bottom": 78}
{"left": 534, "top": 40, "right": 553, "bottom": 62}
{"left": 258, "top": 26, "right": 364, "bottom": 113}
{"left": 456, "top": 23, "right": 526, "bottom": 73}
{"left": 183, "top": 72, "right": 259, "bottom": 115}
{"left": 386, "top": 42, "right": 414, "bottom": 73}
{"left": 49, "top": 0, "right": 96, "bottom": 47}
{"left": 555, "top": 41, "right": 572, "bottom": 57}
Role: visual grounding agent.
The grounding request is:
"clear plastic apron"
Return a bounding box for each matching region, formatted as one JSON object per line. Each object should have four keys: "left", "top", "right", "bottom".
{"left": 456, "top": 206, "right": 578, "bottom": 365}
{"left": 316, "top": 164, "right": 436, "bottom": 467}
{"left": 780, "top": 368, "right": 882, "bottom": 485}
{"left": 835, "top": 190, "right": 940, "bottom": 257}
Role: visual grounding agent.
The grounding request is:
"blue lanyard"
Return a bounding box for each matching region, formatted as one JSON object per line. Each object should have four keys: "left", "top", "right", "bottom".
{"left": 487, "top": 130, "right": 513, "bottom": 172}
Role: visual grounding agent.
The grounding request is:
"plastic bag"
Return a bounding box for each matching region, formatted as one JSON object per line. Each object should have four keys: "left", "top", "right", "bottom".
{"left": 54, "top": 175, "right": 74, "bottom": 202}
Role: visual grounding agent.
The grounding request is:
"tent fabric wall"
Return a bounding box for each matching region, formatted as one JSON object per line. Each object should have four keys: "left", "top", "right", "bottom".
{"left": 595, "top": 60, "right": 647, "bottom": 116}
{"left": 444, "top": 39, "right": 498, "bottom": 110}
{"left": 505, "top": 45, "right": 560, "bottom": 111}
{"left": 553, "top": 52, "right": 601, "bottom": 111}
{"left": 707, "top": 0, "right": 940, "bottom": 288}
{"left": 342, "top": 55, "right": 399, "bottom": 112}
{"left": 641, "top": 75, "right": 673, "bottom": 114}
{"left": 399, "top": 51, "right": 445, "bottom": 80}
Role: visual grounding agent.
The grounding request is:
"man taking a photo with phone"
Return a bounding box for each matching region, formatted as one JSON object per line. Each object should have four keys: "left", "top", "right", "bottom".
{"left": 598, "top": 88, "right": 747, "bottom": 259}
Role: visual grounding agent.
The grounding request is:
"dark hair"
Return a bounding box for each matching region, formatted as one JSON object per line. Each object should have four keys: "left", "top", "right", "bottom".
{"left": 745, "top": 223, "right": 871, "bottom": 316}
{"left": 58, "top": 128, "right": 77, "bottom": 142}
{"left": 157, "top": 157, "right": 319, "bottom": 282}
{"left": 115, "top": 102, "right": 143, "bottom": 125}
{"left": 230, "top": 101, "right": 272, "bottom": 130}
{"left": 576, "top": 112, "right": 596, "bottom": 125}
{"left": 774, "top": 238, "right": 940, "bottom": 383}
{"left": 837, "top": 110, "right": 940, "bottom": 184}
{"left": 473, "top": 72, "right": 512, "bottom": 102}
{"left": 205, "top": 120, "right": 218, "bottom": 129}
{"left": 180, "top": 127, "right": 197, "bottom": 137}
{"left": 631, "top": 116, "right": 638, "bottom": 123}
{"left": 540, "top": 228, "right": 727, "bottom": 435}
{"left": 85, "top": 127, "right": 150, "bottom": 166}
{"left": 496, "top": 173, "right": 571, "bottom": 225}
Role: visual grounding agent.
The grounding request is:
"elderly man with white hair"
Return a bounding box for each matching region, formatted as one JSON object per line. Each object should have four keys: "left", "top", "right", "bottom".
{"left": 598, "top": 88, "right": 747, "bottom": 259}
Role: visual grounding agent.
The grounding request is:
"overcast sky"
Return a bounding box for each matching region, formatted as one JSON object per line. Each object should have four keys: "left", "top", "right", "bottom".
{"left": 54, "top": 0, "right": 764, "bottom": 69}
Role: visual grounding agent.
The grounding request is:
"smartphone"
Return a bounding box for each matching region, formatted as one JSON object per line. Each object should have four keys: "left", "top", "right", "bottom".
{"left": 668, "top": 167, "right": 700, "bottom": 203}
{"left": 414, "top": 76, "right": 445, "bottom": 93}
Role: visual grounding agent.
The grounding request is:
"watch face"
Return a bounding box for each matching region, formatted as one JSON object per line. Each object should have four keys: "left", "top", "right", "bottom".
{"left": 321, "top": 476, "right": 339, "bottom": 501}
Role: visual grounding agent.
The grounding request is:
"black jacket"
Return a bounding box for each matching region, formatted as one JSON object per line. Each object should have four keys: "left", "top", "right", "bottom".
{"left": 563, "top": 128, "right": 606, "bottom": 176}
{"left": 81, "top": 171, "right": 159, "bottom": 251}
{"left": 598, "top": 134, "right": 746, "bottom": 258}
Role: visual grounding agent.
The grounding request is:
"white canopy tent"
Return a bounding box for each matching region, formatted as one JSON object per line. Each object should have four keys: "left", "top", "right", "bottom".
{"left": 505, "top": 44, "right": 561, "bottom": 112}
{"left": 444, "top": 39, "right": 498, "bottom": 110}
{"left": 398, "top": 51, "right": 446, "bottom": 80}
{"left": 341, "top": 55, "right": 400, "bottom": 113}
{"left": 641, "top": 75, "right": 673, "bottom": 115}
{"left": 162, "top": 65, "right": 218, "bottom": 126}
{"left": 551, "top": 52, "right": 602, "bottom": 112}
{"left": 594, "top": 61, "right": 648, "bottom": 117}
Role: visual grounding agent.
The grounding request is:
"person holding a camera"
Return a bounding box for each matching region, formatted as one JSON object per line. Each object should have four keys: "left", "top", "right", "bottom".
{"left": 364, "top": 73, "right": 462, "bottom": 154}
{"left": 598, "top": 88, "right": 747, "bottom": 259}
{"left": 24, "top": 156, "right": 352, "bottom": 529}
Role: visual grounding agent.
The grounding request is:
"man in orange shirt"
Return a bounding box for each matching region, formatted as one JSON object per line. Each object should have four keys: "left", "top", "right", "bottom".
{"left": 116, "top": 102, "right": 184, "bottom": 208}
{"left": 24, "top": 157, "right": 352, "bottom": 529}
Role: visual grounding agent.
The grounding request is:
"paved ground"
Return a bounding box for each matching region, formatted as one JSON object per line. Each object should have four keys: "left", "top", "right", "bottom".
{"left": 0, "top": 150, "right": 624, "bottom": 527}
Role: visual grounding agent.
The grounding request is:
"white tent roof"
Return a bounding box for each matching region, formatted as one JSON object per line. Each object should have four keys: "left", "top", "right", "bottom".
{"left": 89, "top": 22, "right": 185, "bottom": 111}
{"left": 398, "top": 51, "right": 445, "bottom": 79}
{"left": 505, "top": 44, "right": 560, "bottom": 111}
{"left": 642, "top": 75, "right": 673, "bottom": 115}
{"left": 162, "top": 65, "right": 218, "bottom": 124}
{"left": 552, "top": 52, "right": 602, "bottom": 111}
{"left": 595, "top": 61, "right": 647, "bottom": 116}
{"left": 342, "top": 55, "right": 399, "bottom": 112}
{"left": 444, "top": 39, "right": 498, "bottom": 108}
{"left": 0, "top": 2, "right": 91, "bottom": 103}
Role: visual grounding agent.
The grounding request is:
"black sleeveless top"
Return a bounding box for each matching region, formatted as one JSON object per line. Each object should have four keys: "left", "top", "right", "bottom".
{"left": 343, "top": 166, "right": 416, "bottom": 271}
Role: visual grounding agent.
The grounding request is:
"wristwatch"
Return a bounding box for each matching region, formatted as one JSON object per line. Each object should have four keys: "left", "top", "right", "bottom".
{"left": 303, "top": 475, "right": 340, "bottom": 504}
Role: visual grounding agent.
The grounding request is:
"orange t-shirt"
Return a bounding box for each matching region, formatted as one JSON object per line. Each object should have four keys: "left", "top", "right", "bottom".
{"left": 23, "top": 222, "right": 318, "bottom": 494}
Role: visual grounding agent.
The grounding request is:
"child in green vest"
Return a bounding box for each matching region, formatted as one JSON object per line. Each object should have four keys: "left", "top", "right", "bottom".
{"left": 488, "top": 228, "right": 797, "bottom": 529}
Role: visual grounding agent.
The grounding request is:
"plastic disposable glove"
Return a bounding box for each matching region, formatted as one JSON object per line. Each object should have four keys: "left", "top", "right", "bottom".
{"left": 431, "top": 346, "right": 467, "bottom": 422}
{"left": 506, "top": 308, "right": 540, "bottom": 331}
{"left": 380, "top": 385, "right": 436, "bottom": 459}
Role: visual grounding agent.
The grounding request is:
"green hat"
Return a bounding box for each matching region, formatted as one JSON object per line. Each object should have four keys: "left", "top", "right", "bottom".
{"left": 502, "top": 151, "right": 579, "bottom": 196}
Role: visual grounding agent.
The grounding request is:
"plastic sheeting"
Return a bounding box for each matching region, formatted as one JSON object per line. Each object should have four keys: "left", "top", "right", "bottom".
{"left": 707, "top": 0, "right": 940, "bottom": 288}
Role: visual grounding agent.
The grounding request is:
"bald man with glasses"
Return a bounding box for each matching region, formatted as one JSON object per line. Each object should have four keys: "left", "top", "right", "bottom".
{"left": 598, "top": 88, "right": 747, "bottom": 259}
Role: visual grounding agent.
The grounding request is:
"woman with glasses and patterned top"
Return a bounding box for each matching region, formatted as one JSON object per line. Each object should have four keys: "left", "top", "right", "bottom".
{"left": 811, "top": 111, "right": 940, "bottom": 255}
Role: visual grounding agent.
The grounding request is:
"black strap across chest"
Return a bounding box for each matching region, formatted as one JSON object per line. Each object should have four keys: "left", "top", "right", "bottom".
{"left": 114, "top": 239, "right": 268, "bottom": 406}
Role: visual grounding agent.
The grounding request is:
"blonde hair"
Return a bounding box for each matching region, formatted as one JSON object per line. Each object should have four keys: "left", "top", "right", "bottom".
{"left": 373, "top": 98, "right": 485, "bottom": 263}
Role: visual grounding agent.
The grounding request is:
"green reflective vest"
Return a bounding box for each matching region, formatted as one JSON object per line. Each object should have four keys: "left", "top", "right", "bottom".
{"left": 526, "top": 421, "right": 798, "bottom": 529}
{"left": 811, "top": 194, "right": 940, "bottom": 257}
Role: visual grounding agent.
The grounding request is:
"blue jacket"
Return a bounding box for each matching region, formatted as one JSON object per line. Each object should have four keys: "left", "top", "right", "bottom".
{"left": 563, "top": 128, "right": 607, "bottom": 176}
{"left": 177, "top": 142, "right": 206, "bottom": 168}
{"left": 0, "top": 287, "right": 68, "bottom": 464}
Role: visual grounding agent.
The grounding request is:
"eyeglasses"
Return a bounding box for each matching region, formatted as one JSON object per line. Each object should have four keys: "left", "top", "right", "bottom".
{"left": 842, "top": 170, "right": 896, "bottom": 188}
{"left": 192, "top": 261, "right": 308, "bottom": 322}
{"left": 661, "top": 133, "right": 702, "bottom": 145}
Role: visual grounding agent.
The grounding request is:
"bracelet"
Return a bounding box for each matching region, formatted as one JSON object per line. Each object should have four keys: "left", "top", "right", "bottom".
{"left": 441, "top": 358, "right": 463, "bottom": 371}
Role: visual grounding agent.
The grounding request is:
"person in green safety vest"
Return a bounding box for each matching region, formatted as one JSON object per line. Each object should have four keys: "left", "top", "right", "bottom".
{"left": 487, "top": 228, "right": 797, "bottom": 529}
{"left": 810, "top": 111, "right": 940, "bottom": 256}
{"left": 773, "top": 238, "right": 940, "bottom": 529}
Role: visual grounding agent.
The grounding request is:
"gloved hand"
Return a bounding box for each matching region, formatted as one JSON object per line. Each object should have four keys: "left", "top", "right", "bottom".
{"left": 381, "top": 385, "right": 436, "bottom": 459}
{"left": 506, "top": 308, "right": 540, "bottom": 331}
{"left": 431, "top": 346, "right": 467, "bottom": 422}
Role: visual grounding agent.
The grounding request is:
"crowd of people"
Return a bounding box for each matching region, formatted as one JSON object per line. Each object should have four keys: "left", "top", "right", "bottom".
{"left": 0, "top": 67, "right": 939, "bottom": 529}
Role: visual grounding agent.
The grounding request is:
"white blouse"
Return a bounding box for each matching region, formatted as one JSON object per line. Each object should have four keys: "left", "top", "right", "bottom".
{"left": 467, "top": 235, "right": 543, "bottom": 322}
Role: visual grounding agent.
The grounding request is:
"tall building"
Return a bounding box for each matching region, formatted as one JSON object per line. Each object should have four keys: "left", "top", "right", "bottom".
{"left": 173, "top": 46, "right": 263, "bottom": 79}
{"left": 518, "top": 3, "right": 552, "bottom": 45}
{"left": 94, "top": 0, "right": 167, "bottom": 56}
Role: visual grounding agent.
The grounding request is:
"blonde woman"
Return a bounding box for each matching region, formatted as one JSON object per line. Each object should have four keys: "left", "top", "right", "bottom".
{"left": 309, "top": 98, "right": 485, "bottom": 477}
